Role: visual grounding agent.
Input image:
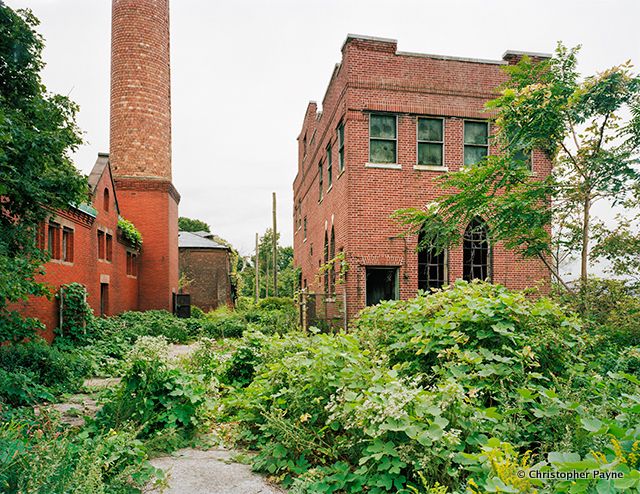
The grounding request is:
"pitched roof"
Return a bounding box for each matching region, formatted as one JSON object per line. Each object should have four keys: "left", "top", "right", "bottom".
{"left": 178, "top": 231, "right": 228, "bottom": 250}
{"left": 87, "top": 152, "right": 120, "bottom": 213}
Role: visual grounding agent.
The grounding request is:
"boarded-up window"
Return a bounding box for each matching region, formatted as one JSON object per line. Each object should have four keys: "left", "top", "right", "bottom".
{"left": 48, "top": 222, "right": 61, "bottom": 259}
{"left": 370, "top": 114, "right": 397, "bottom": 164}
{"left": 417, "top": 118, "right": 444, "bottom": 166}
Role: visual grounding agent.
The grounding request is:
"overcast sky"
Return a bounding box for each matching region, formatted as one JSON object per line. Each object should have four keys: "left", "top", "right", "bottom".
{"left": 7, "top": 0, "right": 640, "bottom": 255}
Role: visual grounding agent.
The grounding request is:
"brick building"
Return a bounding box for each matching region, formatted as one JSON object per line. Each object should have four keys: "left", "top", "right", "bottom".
{"left": 179, "top": 231, "right": 233, "bottom": 311}
{"left": 14, "top": 0, "right": 179, "bottom": 340}
{"left": 293, "top": 35, "right": 551, "bottom": 320}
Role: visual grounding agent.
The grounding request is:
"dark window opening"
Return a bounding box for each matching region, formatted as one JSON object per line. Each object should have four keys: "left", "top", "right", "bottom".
{"left": 463, "top": 218, "right": 490, "bottom": 281}
{"left": 329, "top": 227, "right": 336, "bottom": 294}
{"left": 323, "top": 231, "right": 329, "bottom": 293}
{"left": 326, "top": 143, "right": 333, "bottom": 189}
{"left": 97, "top": 230, "right": 105, "bottom": 259}
{"left": 337, "top": 122, "right": 345, "bottom": 173}
{"left": 106, "top": 233, "right": 113, "bottom": 262}
{"left": 48, "top": 222, "right": 61, "bottom": 260}
{"left": 62, "top": 228, "right": 74, "bottom": 263}
{"left": 366, "top": 267, "right": 399, "bottom": 306}
{"left": 318, "top": 161, "right": 323, "bottom": 201}
{"left": 100, "top": 283, "right": 109, "bottom": 316}
{"left": 418, "top": 230, "right": 446, "bottom": 291}
{"left": 103, "top": 187, "right": 110, "bottom": 211}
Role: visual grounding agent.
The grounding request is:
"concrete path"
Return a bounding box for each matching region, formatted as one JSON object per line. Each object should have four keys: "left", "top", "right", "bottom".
{"left": 147, "top": 448, "right": 286, "bottom": 494}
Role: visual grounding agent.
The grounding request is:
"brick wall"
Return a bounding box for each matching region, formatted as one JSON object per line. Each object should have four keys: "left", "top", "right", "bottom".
{"left": 179, "top": 248, "right": 232, "bottom": 312}
{"left": 293, "top": 36, "right": 551, "bottom": 320}
{"left": 13, "top": 161, "right": 139, "bottom": 341}
{"left": 110, "top": 0, "right": 179, "bottom": 311}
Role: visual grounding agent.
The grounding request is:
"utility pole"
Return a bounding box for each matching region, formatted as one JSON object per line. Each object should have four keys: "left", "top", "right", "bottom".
{"left": 254, "top": 232, "right": 259, "bottom": 303}
{"left": 272, "top": 192, "right": 278, "bottom": 296}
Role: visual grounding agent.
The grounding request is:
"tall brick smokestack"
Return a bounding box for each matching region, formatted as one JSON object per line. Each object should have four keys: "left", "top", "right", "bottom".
{"left": 110, "top": 0, "right": 179, "bottom": 311}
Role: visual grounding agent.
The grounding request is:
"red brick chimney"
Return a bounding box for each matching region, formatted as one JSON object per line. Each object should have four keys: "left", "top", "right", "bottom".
{"left": 110, "top": 0, "right": 179, "bottom": 311}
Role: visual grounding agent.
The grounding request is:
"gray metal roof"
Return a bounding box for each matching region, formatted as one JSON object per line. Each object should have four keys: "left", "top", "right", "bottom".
{"left": 178, "top": 231, "right": 228, "bottom": 250}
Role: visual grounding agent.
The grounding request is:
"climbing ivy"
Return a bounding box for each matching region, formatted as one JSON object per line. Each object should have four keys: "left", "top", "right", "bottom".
{"left": 118, "top": 217, "right": 142, "bottom": 249}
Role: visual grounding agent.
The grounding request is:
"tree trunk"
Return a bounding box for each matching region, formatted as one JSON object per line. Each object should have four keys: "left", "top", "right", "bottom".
{"left": 579, "top": 194, "right": 591, "bottom": 311}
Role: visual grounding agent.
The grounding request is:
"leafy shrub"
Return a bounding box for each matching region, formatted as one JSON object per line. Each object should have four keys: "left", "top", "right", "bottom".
{"left": 256, "top": 297, "right": 296, "bottom": 311}
{"left": 190, "top": 305, "right": 205, "bottom": 319}
{"left": 92, "top": 336, "right": 211, "bottom": 449}
{"left": 0, "top": 368, "right": 53, "bottom": 406}
{"left": 55, "top": 282, "right": 94, "bottom": 343}
{"left": 221, "top": 282, "right": 602, "bottom": 492}
{"left": 0, "top": 411, "right": 162, "bottom": 493}
{"left": 201, "top": 307, "right": 248, "bottom": 338}
{"left": 118, "top": 217, "right": 142, "bottom": 249}
{"left": 0, "top": 339, "right": 90, "bottom": 400}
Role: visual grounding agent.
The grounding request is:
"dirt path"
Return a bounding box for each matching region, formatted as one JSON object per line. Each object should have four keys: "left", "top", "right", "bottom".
{"left": 146, "top": 448, "right": 286, "bottom": 494}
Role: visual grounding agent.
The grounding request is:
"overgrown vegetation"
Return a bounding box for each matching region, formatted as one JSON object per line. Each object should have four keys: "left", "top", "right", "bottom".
{"left": 0, "top": 4, "right": 88, "bottom": 343}
{"left": 117, "top": 217, "right": 143, "bottom": 249}
{"left": 203, "top": 281, "right": 640, "bottom": 493}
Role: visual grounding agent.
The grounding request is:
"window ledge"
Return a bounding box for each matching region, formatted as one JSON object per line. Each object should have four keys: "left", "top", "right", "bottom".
{"left": 337, "top": 169, "right": 345, "bottom": 179}
{"left": 365, "top": 163, "right": 402, "bottom": 170}
{"left": 414, "top": 165, "right": 448, "bottom": 172}
{"left": 326, "top": 185, "right": 333, "bottom": 193}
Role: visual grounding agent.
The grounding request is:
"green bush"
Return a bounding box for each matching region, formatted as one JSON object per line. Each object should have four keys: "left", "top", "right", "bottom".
{"left": 256, "top": 297, "right": 296, "bottom": 311}
{"left": 219, "top": 282, "right": 626, "bottom": 492}
{"left": 55, "top": 282, "right": 94, "bottom": 343}
{"left": 92, "top": 336, "right": 211, "bottom": 449}
{"left": 201, "top": 307, "right": 248, "bottom": 338}
{"left": 0, "top": 411, "right": 162, "bottom": 493}
{"left": 0, "top": 339, "right": 90, "bottom": 400}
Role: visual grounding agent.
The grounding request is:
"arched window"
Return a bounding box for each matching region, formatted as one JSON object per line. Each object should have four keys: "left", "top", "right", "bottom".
{"left": 463, "top": 218, "right": 490, "bottom": 281}
{"left": 418, "top": 228, "right": 446, "bottom": 291}
{"left": 103, "top": 187, "right": 110, "bottom": 212}
{"left": 323, "top": 231, "right": 329, "bottom": 293}
{"left": 329, "top": 227, "right": 336, "bottom": 293}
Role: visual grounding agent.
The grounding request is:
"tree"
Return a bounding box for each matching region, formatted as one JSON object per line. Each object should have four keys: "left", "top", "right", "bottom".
{"left": 178, "top": 216, "right": 210, "bottom": 233}
{"left": 0, "top": 5, "right": 87, "bottom": 340}
{"left": 394, "top": 43, "right": 640, "bottom": 295}
{"left": 241, "top": 229, "right": 297, "bottom": 298}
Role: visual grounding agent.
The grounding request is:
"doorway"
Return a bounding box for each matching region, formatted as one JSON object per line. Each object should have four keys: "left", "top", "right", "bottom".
{"left": 100, "top": 283, "right": 109, "bottom": 316}
{"left": 366, "top": 267, "right": 399, "bottom": 306}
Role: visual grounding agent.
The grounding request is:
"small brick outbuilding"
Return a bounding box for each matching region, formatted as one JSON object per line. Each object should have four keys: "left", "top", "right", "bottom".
{"left": 178, "top": 231, "right": 233, "bottom": 312}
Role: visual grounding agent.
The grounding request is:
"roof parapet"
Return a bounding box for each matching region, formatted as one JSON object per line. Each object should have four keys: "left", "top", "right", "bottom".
{"left": 502, "top": 50, "right": 552, "bottom": 65}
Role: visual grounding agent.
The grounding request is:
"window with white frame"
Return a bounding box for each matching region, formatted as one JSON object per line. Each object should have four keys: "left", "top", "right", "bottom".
{"left": 463, "top": 121, "right": 489, "bottom": 165}
{"left": 369, "top": 114, "right": 397, "bottom": 164}
{"left": 417, "top": 118, "right": 444, "bottom": 166}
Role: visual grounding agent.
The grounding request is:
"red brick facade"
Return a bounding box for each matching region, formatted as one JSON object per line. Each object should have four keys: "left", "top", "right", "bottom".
{"left": 13, "top": 0, "right": 179, "bottom": 339}
{"left": 13, "top": 156, "right": 140, "bottom": 341}
{"left": 110, "top": 0, "right": 179, "bottom": 311}
{"left": 293, "top": 35, "right": 551, "bottom": 320}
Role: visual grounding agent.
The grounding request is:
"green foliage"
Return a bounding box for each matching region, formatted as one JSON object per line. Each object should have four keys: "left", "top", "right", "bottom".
{"left": 0, "top": 411, "right": 163, "bottom": 493}
{"left": 117, "top": 217, "right": 142, "bottom": 249}
{"left": 0, "top": 5, "right": 88, "bottom": 341}
{"left": 241, "top": 229, "right": 298, "bottom": 298}
{"left": 0, "top": 339, "right": 90, "bottom": 404}
{"left": 56, "top": 282, "right": 94, "bottom": 342}
{"left": 92, "top": 336, "right": 211, "bottom": 449}
{"left": 178, "top": 216, "right": 210, "bottom": 232}
{"left": 212, "top": 281, "right": 639, "bottom": 492}
{"left": 199, "top": 307, "right": 248, "bottom": 339}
